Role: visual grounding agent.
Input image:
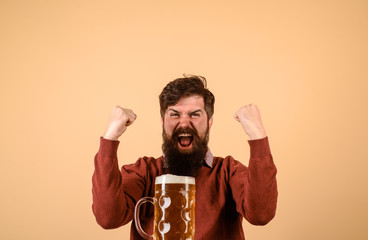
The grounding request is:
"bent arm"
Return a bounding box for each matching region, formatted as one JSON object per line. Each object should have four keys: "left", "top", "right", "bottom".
{"left": 92, "top": 138, "right": 134, "bottom": 229}
{"left": 230, "top": 137, "right": 278, "bottom": 225}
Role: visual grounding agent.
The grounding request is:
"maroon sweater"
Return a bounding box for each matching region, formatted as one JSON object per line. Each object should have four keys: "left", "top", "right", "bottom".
{"left": 92, "top": 137, "right": 277, "bottom": 240}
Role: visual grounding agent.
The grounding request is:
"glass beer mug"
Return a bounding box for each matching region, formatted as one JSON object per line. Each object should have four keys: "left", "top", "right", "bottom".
{"left": 134, "top": 174, "right": 196, "bottom": 240}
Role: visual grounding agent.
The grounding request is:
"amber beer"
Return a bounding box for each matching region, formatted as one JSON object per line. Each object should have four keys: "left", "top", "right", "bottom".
{"left": 134, "top": 174, "right": 196, "bottom": 240}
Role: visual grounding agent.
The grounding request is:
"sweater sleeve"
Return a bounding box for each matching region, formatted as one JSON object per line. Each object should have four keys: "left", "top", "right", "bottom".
{"left": 229, "top": 137, "right": 278, "bottom": 225}
{"left": 92, "top": 137, "right": 148, "bottom": 229}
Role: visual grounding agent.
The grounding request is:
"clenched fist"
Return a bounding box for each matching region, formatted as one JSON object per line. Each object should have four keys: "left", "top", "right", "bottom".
{"left": 234, "top": 104, "right": 267, "bottom": 140}
{"left": 103, "top": 106, "right": 137, "bottom": 140}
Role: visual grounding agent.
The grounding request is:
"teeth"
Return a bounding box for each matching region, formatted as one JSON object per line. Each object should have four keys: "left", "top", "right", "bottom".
{"left": 178, "top": 133, "right": 192, "bottom": 137}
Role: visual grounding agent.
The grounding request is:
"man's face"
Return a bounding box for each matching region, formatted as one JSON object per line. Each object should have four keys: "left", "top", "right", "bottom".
{"left": 162, "top": 95, "right": 213, "bottom": 153}
{"left": 161, "top": 95, "right": 213, "bottom": 176}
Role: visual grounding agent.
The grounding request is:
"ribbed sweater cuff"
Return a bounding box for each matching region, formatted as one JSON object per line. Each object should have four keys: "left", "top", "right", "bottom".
{"left": 98, "top": 137, "right": 120, "bottom": 158}
{"left": 248, "top": 136, "right": 271, "bottom": 157}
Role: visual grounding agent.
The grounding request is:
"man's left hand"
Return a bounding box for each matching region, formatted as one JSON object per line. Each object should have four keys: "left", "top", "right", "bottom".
{"left": 234, "top": 104, "right": 267, "bottom": 140}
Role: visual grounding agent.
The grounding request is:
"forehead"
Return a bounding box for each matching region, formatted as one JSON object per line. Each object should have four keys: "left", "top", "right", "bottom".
{"left": 167, "top": 95, "right": 205, "bottom": 111}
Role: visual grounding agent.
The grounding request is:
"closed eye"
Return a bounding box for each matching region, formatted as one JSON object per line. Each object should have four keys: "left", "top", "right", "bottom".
{"left": 170, "top": 113, "right": 180, "bottom": 118}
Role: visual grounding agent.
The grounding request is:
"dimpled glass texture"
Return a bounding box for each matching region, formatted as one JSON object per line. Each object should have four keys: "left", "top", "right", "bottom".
{"left": 153, "top": 183, "right": 195, "bottom": 240}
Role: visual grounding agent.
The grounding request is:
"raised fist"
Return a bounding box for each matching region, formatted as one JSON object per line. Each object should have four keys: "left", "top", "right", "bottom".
{"left": 103, "top": 106, "right": 137, "bottom": 140}
{"left": 234, "top": 104, "right": 267, "bottom": 140}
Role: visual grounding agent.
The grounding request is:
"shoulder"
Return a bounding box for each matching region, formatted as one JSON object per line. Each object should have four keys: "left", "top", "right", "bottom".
{"left": 212, "top": 156, "right": 248, "bottom": 175}
{"left": 121, "top": 156, "right": 164, "bottom": 185}
{"left": 123, "top": 156, "right": 164, "bottom": 172}
{"left": 213, "top": 155, "right": 245, "bottom": 167}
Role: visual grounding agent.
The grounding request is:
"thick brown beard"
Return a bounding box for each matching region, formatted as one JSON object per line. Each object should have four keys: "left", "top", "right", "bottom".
{"left": 162, "top": 126, "right": 209, "bottom": 177}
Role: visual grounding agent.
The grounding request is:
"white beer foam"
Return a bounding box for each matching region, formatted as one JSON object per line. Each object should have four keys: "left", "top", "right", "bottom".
{"left": 155, "top": 174, "right": 195, "bottom": 185}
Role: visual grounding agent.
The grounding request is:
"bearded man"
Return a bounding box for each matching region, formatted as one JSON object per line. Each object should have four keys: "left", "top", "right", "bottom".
{"left": 92, "top": 75, "right": 278, "bottom": 239}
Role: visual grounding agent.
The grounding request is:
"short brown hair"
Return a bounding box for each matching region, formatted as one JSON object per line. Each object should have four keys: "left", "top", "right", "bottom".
{"left": 159, "top": 75, "right": 215, "bottom": 119}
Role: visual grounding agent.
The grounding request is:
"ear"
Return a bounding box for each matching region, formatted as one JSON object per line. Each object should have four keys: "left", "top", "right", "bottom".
{"left": 160, "top": 117, "right": 164, "bottom": 127}
{"left": 208, "top": 117, "right": 213, "bottom": 129}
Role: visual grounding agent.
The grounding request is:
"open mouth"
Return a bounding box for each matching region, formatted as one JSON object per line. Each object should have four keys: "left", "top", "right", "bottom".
{"left": 178, "top": 133, "right": 193, "bottom": 148}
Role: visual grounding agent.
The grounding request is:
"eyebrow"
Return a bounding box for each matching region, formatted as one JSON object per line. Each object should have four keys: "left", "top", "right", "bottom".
{"left": 167, "top": 108, "right": 203, "bottom": 114}
{"left": 167, "top": 108, "right": 180, "bottom": 113}
{"left": 190, "top": 109, "right": 203, "bottom": 114}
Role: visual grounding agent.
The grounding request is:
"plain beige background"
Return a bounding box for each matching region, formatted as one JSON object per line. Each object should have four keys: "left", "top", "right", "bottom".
{"left": 1, "top": 0, "right": 367, "bottom": 239}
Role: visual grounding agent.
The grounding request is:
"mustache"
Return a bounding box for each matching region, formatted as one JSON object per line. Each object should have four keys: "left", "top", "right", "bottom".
{"left": 172, "top": 126, "right": 199, "bottom": 139}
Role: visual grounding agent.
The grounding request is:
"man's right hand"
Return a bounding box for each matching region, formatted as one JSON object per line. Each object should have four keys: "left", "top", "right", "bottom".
{"left": 103, "top": 106, "right": 137, "bottom": 141}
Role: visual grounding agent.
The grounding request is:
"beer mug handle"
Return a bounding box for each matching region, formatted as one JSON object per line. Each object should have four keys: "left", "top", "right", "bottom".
{"left": 134, "top": 197, "right": 154, "bottom": 239}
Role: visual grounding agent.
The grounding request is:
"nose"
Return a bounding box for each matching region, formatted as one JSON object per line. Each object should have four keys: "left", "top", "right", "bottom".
{"left": 178, "top": 115, "right": 191, "bottom": 128}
